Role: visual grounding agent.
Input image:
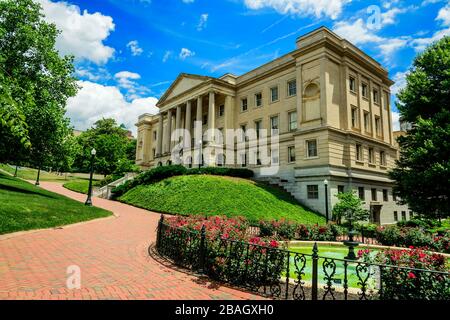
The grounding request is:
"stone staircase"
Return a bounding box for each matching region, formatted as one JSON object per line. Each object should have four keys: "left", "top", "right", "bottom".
{"left": 93, "top": 172, "right": 138, "bottom": 199}
{"left": 257, "top": 176, "right": 298, "bottom": 199}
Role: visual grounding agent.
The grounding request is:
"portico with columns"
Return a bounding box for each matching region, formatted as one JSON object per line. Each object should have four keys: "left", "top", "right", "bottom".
{"left": 150, "top": 73, "right": 236, "bottom": 167}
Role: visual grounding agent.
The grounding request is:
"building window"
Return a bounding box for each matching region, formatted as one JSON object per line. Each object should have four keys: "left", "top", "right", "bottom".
{"left": 240, "top": 124, "right": 247, "bottom": 142}
{"left": 255, "top": 92, "right": 262, "bottom": 107}
{"left": 152, "top": 148, "right": 156, "bottom": 158}
{"left": 255, "top": 120, "right": 262, "bottom": 139}
{"left": 401, "top": 211, "right": 406, "bottom": 221}
{"left": 369, "top": 147, "right": 374, "bottom": 164}
{"left": 288, "top": 146, "right": 296, "bottom": 163}
{"left": 219, "top": 104, "right": 225, "bottom": 117}
{"left": 241, "top": 98, "right": 248, "bottom": 111}
{"left": 356, "top": 144, "right": 363, "bottom": 161}
{"left": 364, "top": 112, "right": 370, "bottom": 132}
{"left": 202, "top": 114, "right": 207, "bottom": 125}
{"left": 271, "top": 148, "right": 279, "bottom": 164}
{"left": 306, "top": 139, "right": 318, "bottom": 158}
{"left": 338, "top": 185, "right": 345, "bottom": 194}
{"left": 362, "top": 83, "right": 368, "bottom": 98}
{"left": 289, "top": 111, "right": 297, "bottom": 131}
{"left": 358, "top": 187, "right": 365, "bottom": 200}
{"left": 240, "top": 153, "right": 247, "bottom": 167}
{"left": 153, "top": 131, "right": 157, "bottom": 141}
{"left": 394, "top": 211, "right": 398, "bottom": 222}
{"left": 371, "top": 188, "right": 377, "bottom": 201}
{"left": 287, "top": 79, "right": 297, "bottom": 96}
{"left": 255, "top": 151, "right": 261, "bottom": 165}
{"left": 373, "top": 89, "right": 380, "bottom": 104}
{"left": 270, "top": 116, "right": 279, "bottom": 135}
{"left": 375, "top": 116, "right": 381, "bottom": 136}
{"left": 383, "top": 189, "right": 388, "bottom": 202}
{"left": 307, "top": 185, "right": 319, "bottom": 199}
{"left": 351, "top": 106, "right": 358, "bottom": 128}
{"left": 270, "top": 86, "right": 279, "bottom": 102}
{"left": 349, "top": 76, "right": 356, "bottom": 92}
{"left": 380, "top": 151, "right": 386, "bottom": 166}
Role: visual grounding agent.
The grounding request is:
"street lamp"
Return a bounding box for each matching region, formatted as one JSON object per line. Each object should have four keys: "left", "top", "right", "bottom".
{"left": 324, "top": 179, "right": 329, "bottom": 224}
{"left": 85, "top": 148, "right": 96, "bottom": 206}
{"left": 198, "top": 140, "right": 202, "bottom": 169}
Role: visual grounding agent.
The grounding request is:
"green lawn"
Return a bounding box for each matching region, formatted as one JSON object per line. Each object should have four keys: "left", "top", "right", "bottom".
{"left": 0, "top": 173, "right": 112, "bottom": 235}
{"left": 63, "top": 180, "right": 100, "bottom": 194}
{"left": 0, "top": 163, "right": 103, "bottom": 182}
{"left": 119, "top": 175, "right": 325, "bottom": 224}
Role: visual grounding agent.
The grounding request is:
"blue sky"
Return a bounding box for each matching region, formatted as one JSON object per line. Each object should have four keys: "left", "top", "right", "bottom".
{"left": 36, "top": 0, "right": 450, "bottom": 133}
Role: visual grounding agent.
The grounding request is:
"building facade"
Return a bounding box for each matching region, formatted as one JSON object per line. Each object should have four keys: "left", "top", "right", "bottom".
{"left": 135, "top": 27, "right": 410, "bottom": 225}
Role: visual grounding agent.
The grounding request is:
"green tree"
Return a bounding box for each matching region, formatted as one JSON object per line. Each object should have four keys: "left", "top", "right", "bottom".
{"left": 0, "top": 0, "right": 77, "bottom": 178}
{"left": 390, "top": 36, "right": 450, "bottom": 219}
{"left": 332, "top": 191, "right": 369, "bottom": 225}
{"left": 73, "top": 119, "right": 138, "bottom": 176}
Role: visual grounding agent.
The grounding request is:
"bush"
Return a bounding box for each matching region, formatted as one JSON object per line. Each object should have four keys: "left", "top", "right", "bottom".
{"left": 258, "top": 220, "right": 275, "bottom": 237}
{"left": 355, "top": 223, "right": 378, "bottom": 239}
{"left": 111, "top": 165, "right": 254, "bottom": 197}
{"left": 359, "top": 248, "right": 449, "bottom": 300}
{"left": 375, "top": 225, "right": 403, "bottom": 246}
{"left": 161, "top": 215, "right": 285, "bottom": 287}
{"left": 257, "top": 220, "right": 338, "bottom": 241}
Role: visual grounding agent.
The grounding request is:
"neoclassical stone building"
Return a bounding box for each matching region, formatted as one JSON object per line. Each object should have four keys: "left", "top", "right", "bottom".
{"left": 135, "top": 27, "right": 410, "bottom": 225}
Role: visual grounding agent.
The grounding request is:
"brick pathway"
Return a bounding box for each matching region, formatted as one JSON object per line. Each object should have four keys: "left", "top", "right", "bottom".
{"left": 0, "top": 182, "right": 262, "bottom": 300}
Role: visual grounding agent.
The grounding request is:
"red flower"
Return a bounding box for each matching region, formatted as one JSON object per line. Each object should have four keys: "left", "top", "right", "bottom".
{"left": 407, "top": 272, "right": 416, "bottom": 279}
{"left": 409, "top": 246, "right": 414, "bottom": 249}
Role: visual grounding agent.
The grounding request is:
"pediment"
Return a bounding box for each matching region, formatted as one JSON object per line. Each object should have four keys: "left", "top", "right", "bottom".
{"left": 158, "top": 73, "right": 211, "bottom": 106}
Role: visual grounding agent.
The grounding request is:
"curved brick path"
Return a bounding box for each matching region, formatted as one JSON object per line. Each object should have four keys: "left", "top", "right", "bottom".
{"left": 0, "top": 182, "right": 261, "bottom": 300}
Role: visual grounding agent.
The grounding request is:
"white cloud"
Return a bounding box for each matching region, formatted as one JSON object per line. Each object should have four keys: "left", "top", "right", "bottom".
{"left": 75, "top": 66, "right": 111, "bottom": 82}
{"left": 126, "top": 40, "right": 144, "bottom": 56}
{"left": 114, "top": 71, "right": 151, "bottom": 100}
{"left": 333, "top": 19, "right": 384, "bottom": 45}
{"left": 379, "top": 37, "right": 410, "bottom": 61}
{"left": 381, "top": 7, "right": 407, "bottom": 26}
{"left": 410, "top": 4, "right": 450, "bottom": 52}
{"left": 437, "top": 4, "right": 450, "bottom": 26}
{"left": 391, "top": 71, "right": 409, "bottom": 96}
{"left": 67, "top": 81, "right": 158, "bottom": 134}
{"left": 197, "top": 13, "right": 209, "bottom": 31}
{"left": 392, "top": 111, "right": 401, "bottom": 131}
{"left": 179, "top": 48, "right": 195, "bottom": 60}
{"left": 182, "top": 0, "right": 195, "bottom": 3}
{"left": 37, "top": 0, "right": 115, "bottom": 64}
{"left": 243, "top": 0, "right": 351, "bottom": 20}
{"left": 162, "top": 51, "right": 172, "bottom": 62}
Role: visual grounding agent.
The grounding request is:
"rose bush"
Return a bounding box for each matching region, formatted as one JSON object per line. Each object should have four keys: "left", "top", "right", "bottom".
{"left": 359, "top": 247, "right": 449, "bottom": 300}
{"left": 161, "top": 215, "right": 286, "bottom": 287}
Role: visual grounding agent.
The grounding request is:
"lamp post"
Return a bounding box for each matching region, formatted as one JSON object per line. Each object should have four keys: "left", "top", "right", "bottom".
{"left": 198, "top": 140, "right": 202, "bottom": 169}
{"left": 324, "top": 179, "right": 329, "bottom": 224}
{"left": 85, "top": 148, "right": 96, "bottom": 206}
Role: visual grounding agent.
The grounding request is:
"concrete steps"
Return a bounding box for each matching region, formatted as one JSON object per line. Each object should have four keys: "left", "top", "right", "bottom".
{"left": 93, "top": 172, "right": 138, "bottom": 199}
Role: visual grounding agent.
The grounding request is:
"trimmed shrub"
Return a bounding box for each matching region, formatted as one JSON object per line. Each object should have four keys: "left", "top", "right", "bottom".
{"left": 111, "top": 165, "right": 253, "bottom": 197}
{"left": 375, "top": 225, "right": 403, "bottom": 246}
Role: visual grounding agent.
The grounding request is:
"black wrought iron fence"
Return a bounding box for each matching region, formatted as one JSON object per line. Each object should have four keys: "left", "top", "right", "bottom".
{"left": 155, "top": 216, "right": 450, "bottom": 300}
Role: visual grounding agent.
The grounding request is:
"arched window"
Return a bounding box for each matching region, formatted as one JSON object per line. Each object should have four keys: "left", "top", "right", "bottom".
{"left": 303, "top": 82, "right": 320, "bottom": 99}
{"left": 166, "top": 160, "right": 172, "bottom": 166}
{"left": 157, "top": 162, "right": 163, "bottom": 167}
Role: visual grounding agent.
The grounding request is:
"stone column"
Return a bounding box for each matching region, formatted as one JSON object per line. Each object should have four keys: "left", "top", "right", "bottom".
{"left": 175, "top": 105, "right": 182, "bottom": 130}
{"left": 185, "top": 100, "right": 192, "bottom": 148}
{"left": 208, "top": 91, "right": 215, "bottom": 142}
{"left": 196, "top": 96, "right": 203, "bottom": 126}
{"left": 165, "top": 108, "right": 173, "bottom": 153}
{"left": 156, "top": 113, "right": 163, "bottom": 156}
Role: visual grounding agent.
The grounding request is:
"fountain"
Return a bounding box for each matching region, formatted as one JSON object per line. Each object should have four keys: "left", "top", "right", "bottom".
{"left": 343, "top": 209, "right": 360, "bottom": 260}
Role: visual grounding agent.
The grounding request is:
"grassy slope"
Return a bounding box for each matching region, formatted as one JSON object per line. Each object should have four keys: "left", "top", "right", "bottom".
{"left": 0, "top": 163, "right": 103, "bottom": 182}
{"left": 63, "top": 180, "right": 100, "bottom": 194}
{"left": 119, "top": 175, "right": 325, "bottom": 224}
{"left": 0, "top": 173, "right": 112, "bottom": 235}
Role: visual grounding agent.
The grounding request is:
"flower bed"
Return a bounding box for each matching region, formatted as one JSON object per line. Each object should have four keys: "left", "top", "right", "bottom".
{"left": 257, "top": 219, "right": 343, "bottom": 241}
{"left": 359, "top": 247, "right": 449, "bottom": 299}
{"left": 161, "top": 215, "right": 286, "bottom": 288}
{"left": 374, "top": 225, "right": 450, "bottom": 254}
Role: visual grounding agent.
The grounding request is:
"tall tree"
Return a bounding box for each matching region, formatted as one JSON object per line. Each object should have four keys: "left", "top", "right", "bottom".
{"left": 73, "top": 119, "right": 138, "bottom": 176}
{"left": 390, "top": 36, "right": 450, "bottom": 219}
{"left": 0, "top": 0, "right": 77, "bottom": 173}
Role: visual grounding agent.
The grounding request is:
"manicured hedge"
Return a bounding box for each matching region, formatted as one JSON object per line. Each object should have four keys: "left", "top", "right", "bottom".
{"left": 111, "top": 165, "right": 254, "bottom": 198}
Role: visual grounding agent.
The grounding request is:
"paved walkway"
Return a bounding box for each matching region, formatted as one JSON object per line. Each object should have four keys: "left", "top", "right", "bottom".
{"left": 0, "top": 182, "right": 261, "bottom": 300}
